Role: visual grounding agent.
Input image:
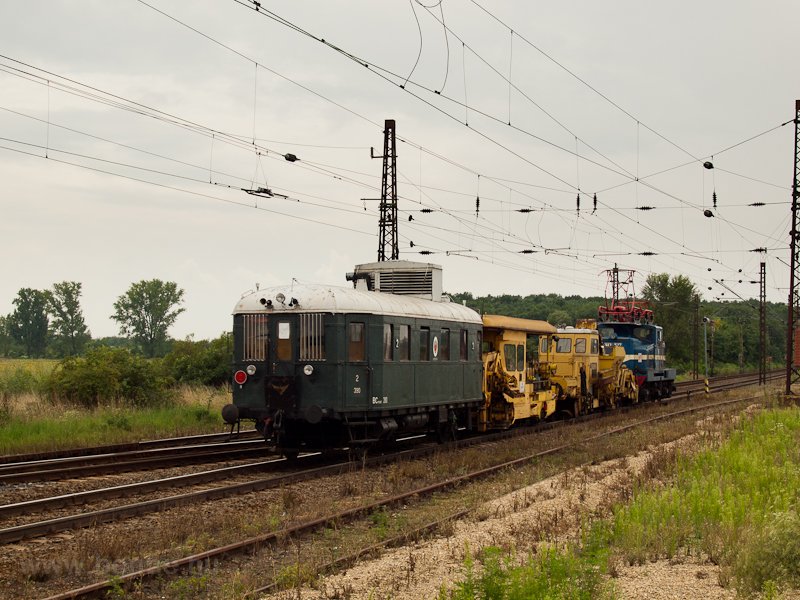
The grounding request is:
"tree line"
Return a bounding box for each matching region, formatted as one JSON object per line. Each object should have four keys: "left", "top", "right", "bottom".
{"left": 453, "top": 272, "right": 787, "bottom": 376}
{"left": 0, "top": 279, "right": 185, "bottom": 359}
{"left": 1, "top": 272, "right": 787, "bottom": 376}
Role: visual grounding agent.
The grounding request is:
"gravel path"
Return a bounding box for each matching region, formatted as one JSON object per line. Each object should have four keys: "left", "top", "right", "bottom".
{"left": 263, "top": 432, "right": 736, "bottom": 600}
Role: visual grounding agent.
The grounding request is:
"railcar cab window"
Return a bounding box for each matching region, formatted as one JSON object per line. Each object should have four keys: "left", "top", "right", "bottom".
{"left": 419, "top": 327, "right": 430, "bottom": 361}
{"left": 516, "top": 344, "right": 524, "bottom": 369}
{"left": 348, "top": 322, "right": 365, "bottom": 362}
{"left": 398, "top": 325, "right": 410, "bottom": 361}
{"left": 591, "top": 338, "right": 599, "bottom": 354}
{"left": 556, "top": 338, "right": 572, "bottom": 353}
{"left": 460, "top": 329, "right": 468, "bottom": 361}
{"left": 575, "top": 338, "right": 586, "bottom": 354}
{"left": 277, "top": 321, "right": 292, "bottom": 361}
{"left": 242, "top": 314, "right": 268, "bottom": 361}
{"left": 383, "top": 324, "right": 393, "bottom": 361}
{"left": 634, "top": 326, "right": 654, "bottom": 342}
{"left": 540, "top": 337, "right": 549, "bottom": 355}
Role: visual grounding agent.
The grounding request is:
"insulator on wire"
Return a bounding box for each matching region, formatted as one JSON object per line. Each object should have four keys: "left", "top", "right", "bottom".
{"left": 576, "top": 193, "right": 580, "bottom": 215}
{"left": 475, "top": 196, "right": 480, "bottom": 217}
{"left": 592, "top": 193, "right": 597, "bottom": 214}
{"left": 519, "top": 249, "right": 536, "bottom": 254}
{"left": 517, "top": 208, "right": 532, "bottom": 213}
{"left": 749, "top": 202, "right": 765, "bottom": 207}
{"left": 636, "top": 206, "right": 655, "bottom": 211}
{"left": 713, "top": 190, "right": 717, "bottom": 208}
{"left": 639, "top": 251, "right": 656, "bottom": 256}
{"left": 420, "top": 208, "right": 433, "bottom": 213}
{"left": 419, "top": 250, "right": 432, "bottom": 255}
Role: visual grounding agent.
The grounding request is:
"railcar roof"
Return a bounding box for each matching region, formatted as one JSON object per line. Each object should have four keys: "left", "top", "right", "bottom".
{"left": 233, "top": 283, "right": 483, "bottom": 324}
{"left": 482, "top": 314, "right": 555, "bottom": 335}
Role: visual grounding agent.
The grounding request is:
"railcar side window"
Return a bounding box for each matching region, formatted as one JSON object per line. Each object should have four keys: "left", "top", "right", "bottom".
{"left": 277, "top": 321, "right": 292, "bottom": 361}
{"left": 348, "top": 322, "right": 365, "bottom": 362}
{"left": 242, "top": 314, "right": 268, "bottom": 361}
{"left": 517, "top": 344, "right": 525, "bottom": 369}
{"left": 383, "top": 324, "right": 393, "bottom": 361}
{"left": 460, "top": 329, "right": 468, "bottom": 361}
{"left": 440, "top": 328, "right": 450, "bottom": 360}
{"left": 540, "top": 337, "right": 549, "bottom": 354}
{"left": 556, "top": 338, "right": 572, "bottom": 353}
{"left": 477, "top": 331, "right": 482, "bottom": 359}
{"left": 504, "top": 344, "right": 516, "bottom": 371}
{"left": 575, "top": 338, "right": 586, "bottom": 353}
{"left": 420, "top": 327, "right": 430, "bottom": 361}
{"left": 591, "top": 338, "right": 599, "bottom": 354}
{"left": 299, "top": 313, "right": 325, "bottom": 361}
{"left": 398, "top": 325, "right": 410, "bottom": 361}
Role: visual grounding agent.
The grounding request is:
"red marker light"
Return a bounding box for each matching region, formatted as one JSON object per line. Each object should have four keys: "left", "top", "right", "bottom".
{"left": 234, "top": 370, "right": 248, "bottom": 385}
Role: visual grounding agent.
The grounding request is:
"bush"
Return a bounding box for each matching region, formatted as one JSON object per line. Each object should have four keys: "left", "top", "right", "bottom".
{"left": 161, "top": 334, "right": 232, "bottom": 387}
{"left": 48, "top": 347, "right": 170, "bottom": 408}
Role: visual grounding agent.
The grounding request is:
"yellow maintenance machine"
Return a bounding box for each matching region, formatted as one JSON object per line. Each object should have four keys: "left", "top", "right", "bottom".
{"left": 542, "top": 319, "right": 638, "bottom": 417}
{"left": 480, "top": 315, "right": 558, "bottom": 430}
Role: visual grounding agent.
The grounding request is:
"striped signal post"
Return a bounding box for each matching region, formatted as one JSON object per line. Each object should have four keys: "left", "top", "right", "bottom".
{"left": 703, "top": 316, "right": 710, "bottom": 395}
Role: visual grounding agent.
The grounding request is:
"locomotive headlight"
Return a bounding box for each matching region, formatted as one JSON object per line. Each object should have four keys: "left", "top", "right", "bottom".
{"left": 303, "top": 364, "right": 314, "bottom": 376}
{"left": 246, "top": 364, "right": 257, "bottom": 376}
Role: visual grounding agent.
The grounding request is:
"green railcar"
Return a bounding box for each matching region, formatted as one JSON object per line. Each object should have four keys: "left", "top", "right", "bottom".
{"left": 222, "top": 283, "right": 484, "bottom": 456}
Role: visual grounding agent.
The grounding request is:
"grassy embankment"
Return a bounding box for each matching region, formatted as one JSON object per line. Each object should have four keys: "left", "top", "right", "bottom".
{"left": 444, "top": 404, "right": 800, "bottom": 599}
{"left": 0, "top": 358, "right": 230, "bottom": 455}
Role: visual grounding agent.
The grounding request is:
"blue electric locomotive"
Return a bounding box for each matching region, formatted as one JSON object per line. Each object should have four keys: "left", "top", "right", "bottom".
{"left": 597, "top": 301, "right": 676, "bottom": 400}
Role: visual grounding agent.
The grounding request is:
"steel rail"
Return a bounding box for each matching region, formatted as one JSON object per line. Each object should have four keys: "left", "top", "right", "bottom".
{"left": 0, "top": 430, "right": 261, "bottom": 465}
{"left": 43, "top": 386, "right": 771, "bottom": 600}
{"left": 0, "top": 440, "right": 269, "bottom": 484}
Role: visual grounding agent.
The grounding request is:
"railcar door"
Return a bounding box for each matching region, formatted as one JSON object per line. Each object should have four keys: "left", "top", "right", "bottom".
{"left": 265, "top": 316, "right": 297, "bottom": 414}
{"left": 345, "top": 318, "right": 371, "bottom": 409}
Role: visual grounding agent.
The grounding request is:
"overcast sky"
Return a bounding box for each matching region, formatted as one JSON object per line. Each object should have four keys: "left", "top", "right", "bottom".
{"left": 1, "top": 0, "right": 798, "bottom": 340}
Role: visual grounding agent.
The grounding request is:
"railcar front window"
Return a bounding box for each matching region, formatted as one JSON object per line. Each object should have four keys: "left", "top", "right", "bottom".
{"left": 349, "top": 322, "right": 365, "bottom": 362}
{"left": 517, "top": 344, "right": 525, "bottom": 370}
{"left": 242, "top": 314, "right": 268, "bottom": 361}
{"left": 591, "top": 338, "right": 599, "bottom": 354}
{"left": 540, "top": 337, "right": 549, "bottom": 354}
{"left": 575, "top": 338, "right": 586, "bottom": 354}
{"left": 556, "top": 338, "right": 572, "bottom": 353}
{"left": 276, "top": 321, "right": 292, "bottom": 361}
{"left": 300, "top": 313, "right": 325, "bottom": 361}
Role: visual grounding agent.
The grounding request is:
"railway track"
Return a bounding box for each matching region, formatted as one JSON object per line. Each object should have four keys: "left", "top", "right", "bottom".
{"left": 19, "top": 374, "right": 775, "bottom": 599}
{"left": 0, "top": 429, "right": 261, "bottom": 466}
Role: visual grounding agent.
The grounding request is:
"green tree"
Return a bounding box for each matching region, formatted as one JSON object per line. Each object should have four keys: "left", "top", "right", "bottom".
{"left": 111, "top": 279, "right": 185, "bottom": 358}
{"left": 47, "top": 281, "right": 90, "bottom": 356}
{"left": 7, "top": 288, "right": 50, "bottom": 357}
{"left": 641, "top": 273, "right": 698, "bottom": 364}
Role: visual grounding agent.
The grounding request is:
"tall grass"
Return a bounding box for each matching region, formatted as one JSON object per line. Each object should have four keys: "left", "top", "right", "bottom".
{"left": 0, "top": 385, "right": 231, "bottom": 455}
{"left": 444, "top": 407, "right": 800, "bottom": 598}
{"left": 613, "top": 407, "right": 800, "bottom": 595}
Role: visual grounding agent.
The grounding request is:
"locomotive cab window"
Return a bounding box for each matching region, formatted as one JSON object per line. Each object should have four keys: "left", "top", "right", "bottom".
{"left": 504, "top": 344, "right": 517, "bottom": 371}
{"left": 540, "top": 337, "right": 549, "bottom": 354}
{"left": 575, "top": 338, "right": 586, "bottom": 354}
{"left": 348, "top": 322, "right": 365, "bottom": 362}
{"left": 517, "top": 344, "right": 524, "bottom": 370}
{"left": 556, "top": 338, "right": 572, "bottom": 353}
{"left": 591, "top": 338, "right": 599, "bottom": 354}
{"left": 276, "top": 321, "right": 292, "bottom": 361}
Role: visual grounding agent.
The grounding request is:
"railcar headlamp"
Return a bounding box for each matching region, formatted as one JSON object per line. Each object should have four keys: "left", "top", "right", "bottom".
{"left": 303, "top": 364, "right": 314, "bottom": 376}
{"left": 246, "top": 364, "right": 257, "bottom": 376}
